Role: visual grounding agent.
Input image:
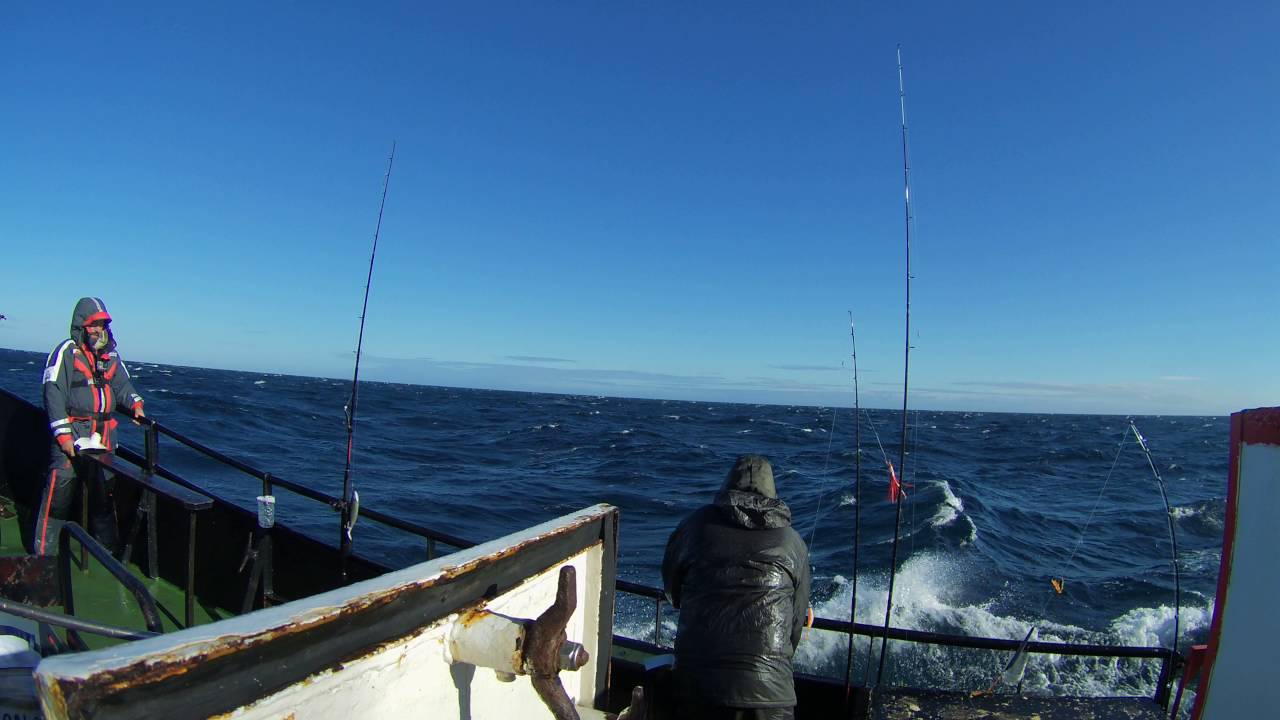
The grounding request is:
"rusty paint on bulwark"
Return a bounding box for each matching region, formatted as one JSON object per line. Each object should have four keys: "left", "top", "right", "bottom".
{"left": 0, "top": 555, "right": 59, "bottom": 607}
{"left": 46, "top": 504, "right": 614, "bottom": 715}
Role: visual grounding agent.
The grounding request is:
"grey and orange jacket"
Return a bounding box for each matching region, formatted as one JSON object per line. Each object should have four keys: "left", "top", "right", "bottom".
{"left": 43, "top": 297, "right": 144, "bottom": 452}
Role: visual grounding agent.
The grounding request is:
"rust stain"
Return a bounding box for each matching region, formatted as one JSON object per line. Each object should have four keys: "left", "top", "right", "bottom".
{"left": 0, "top": 555, "right": 59, "bottom": 607}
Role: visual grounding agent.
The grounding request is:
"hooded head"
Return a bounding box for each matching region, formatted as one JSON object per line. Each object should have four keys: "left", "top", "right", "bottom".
{"left": 714, "top": 454, "right": 791, "bottom": 529}
{"left": 70, "top": 297, "right": 114, "bottom": 351}
{"left": 721, "top": 454, "right": 777, "bottom": 498}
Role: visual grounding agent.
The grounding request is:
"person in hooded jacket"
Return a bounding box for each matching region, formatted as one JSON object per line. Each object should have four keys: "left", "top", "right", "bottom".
{"left": 662, "top": 454, "right": 811, "bottom": 720}
{"left": 33, "top": 297, "right": 145, "bottom": 555}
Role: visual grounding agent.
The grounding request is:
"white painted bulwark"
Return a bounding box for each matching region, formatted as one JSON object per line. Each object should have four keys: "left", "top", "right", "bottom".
{"left": 224, "top": 549, "right": 601, "bottom": 719}
{"left": 34, "top": 504, "right": 618, "bottom": 719}
{"left": 1197, "top": 411, "right": 1279, "bottom": 719}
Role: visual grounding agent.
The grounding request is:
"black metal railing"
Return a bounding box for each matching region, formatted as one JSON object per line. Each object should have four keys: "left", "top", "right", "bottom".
{"left": 57, "top": 521, "right": 164, "bottom": 648}
{"left": 125, "top": 413, "right": 476, "bottom": 564}
{"left": 0, "top": 597, "right": 157, "bottom": 642}
{"left": 615, "top": 584, "right": 1177, "bottom": 705}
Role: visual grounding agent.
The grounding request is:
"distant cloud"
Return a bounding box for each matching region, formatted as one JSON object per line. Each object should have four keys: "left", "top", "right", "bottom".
{"left": 946, "top": 380, "right": 1134, "bottom": 399}
{"left": 931, "top": 379, "right": 1222, "bottom": 415}
{"left": 505, "top": 355, "right": 577, "bottom": 365}
{"left": 349, "top": 353, "right": 864, "bottom": 405}
{"left": 332, "top": 355, "right": 1227, "bottom": 414}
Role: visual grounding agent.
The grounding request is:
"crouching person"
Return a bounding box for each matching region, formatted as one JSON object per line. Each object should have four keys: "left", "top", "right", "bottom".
{"left": 661, "top": 454, "right": 811, "bottom": 720}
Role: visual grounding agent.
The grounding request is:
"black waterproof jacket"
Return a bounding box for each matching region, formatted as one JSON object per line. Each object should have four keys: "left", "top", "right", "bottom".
{"left": 661, "top": 488, "right": 811, "bottom": 708}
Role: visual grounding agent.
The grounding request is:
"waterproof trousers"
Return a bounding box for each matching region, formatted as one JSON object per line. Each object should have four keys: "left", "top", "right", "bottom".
{"left": 33, "top": 447, "right": 120, "bottom": 556}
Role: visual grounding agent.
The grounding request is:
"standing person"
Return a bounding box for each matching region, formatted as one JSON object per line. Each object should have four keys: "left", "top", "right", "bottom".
{"left": 662, "top": 454, "right": 812, "bottom": 720}
{"left": 34, "top": 297, "right": 145, "bottom": 555}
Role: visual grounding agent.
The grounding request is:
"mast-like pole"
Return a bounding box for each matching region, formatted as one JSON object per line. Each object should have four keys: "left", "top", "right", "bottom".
{"left": 877, "top": 45, "right": 914, "bottom": 685}
{"left": 340, "top": 142, "right": 396, "bottom": 579}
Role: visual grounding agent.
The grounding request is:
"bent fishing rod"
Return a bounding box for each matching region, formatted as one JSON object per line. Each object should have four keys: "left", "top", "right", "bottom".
{"left": 876, "top": 45, "right": 914, "bottom": 686}
{"left": 340, "top": 141, "right": 396, "bottom": 580}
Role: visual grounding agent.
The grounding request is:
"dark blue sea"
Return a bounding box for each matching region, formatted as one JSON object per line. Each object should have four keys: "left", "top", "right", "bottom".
{"left": 0, "top": 347, "right": 1228, "bottom": 698}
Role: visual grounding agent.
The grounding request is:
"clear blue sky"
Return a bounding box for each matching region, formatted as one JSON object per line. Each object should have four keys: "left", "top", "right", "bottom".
{"left": 2, "top": 2, "right": 1275, "bottom": 415}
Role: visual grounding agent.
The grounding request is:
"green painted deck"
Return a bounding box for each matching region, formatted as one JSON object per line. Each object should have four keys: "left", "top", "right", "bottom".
{"left": 0, "top": 498, "right": 233, "bottom": 650}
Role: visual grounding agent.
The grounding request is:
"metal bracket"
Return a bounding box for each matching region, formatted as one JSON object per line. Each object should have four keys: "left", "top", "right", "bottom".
{"left": 525, "top": 566, "right": 586, "bottom": 720}
{"left": 446, "top": 565, "right": 589, "bottom": 720}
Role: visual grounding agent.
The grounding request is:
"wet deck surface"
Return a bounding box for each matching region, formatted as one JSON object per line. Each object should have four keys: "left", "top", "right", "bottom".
{"left": 870, "top": 688, "right": 1167, "bottom": 719}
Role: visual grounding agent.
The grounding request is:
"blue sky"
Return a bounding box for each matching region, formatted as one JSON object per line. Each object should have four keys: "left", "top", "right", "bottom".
{"left": 2, "top": 2, "right": 1275, "bottom": 415}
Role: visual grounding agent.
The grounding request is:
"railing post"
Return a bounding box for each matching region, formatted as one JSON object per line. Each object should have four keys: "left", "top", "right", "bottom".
{"left": 144, "top": 490, "right": 158, "bottom": 578}
{"left": 185, "top": 513, "right": 197, "bottom": 627}
{"left": 78, "top": 480, "right": 89, "bottom": 573}
{"left": 1155, "top": 647, "right": 1178, "bottom": 708}
{"left": 144, "top": 423, "right": 158, "bottom": 474}
{"left": 257, "top": 474, "right": 272, "bottom": 602}
{"left": 654, "top": 598, "right": 662, "bottom": 646}
{"left": 427, "top": 537, "right": 436, "bottom": 561}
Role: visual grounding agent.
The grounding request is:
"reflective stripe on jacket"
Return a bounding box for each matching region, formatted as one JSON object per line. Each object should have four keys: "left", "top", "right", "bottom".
{"left": 43, "top": 339, "right": 142, "bottom": 450}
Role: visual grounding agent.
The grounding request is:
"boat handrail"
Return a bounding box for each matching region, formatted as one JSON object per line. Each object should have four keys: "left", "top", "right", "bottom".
{"left": 126, "top": 412, "right": 474, "bottom": 552}
{"left": 809, "top": 616, "right": 1172, "bottom": 660}
{"left": 57, "top": 522, "right": 164, "bottom": 645}
{"left": 0, "top": 596, "right": 158, "bottom": 642}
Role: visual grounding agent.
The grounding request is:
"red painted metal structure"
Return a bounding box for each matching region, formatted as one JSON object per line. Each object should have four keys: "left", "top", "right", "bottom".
{"left": 1189, "top": 407, "right": 1280, "bottom": 719}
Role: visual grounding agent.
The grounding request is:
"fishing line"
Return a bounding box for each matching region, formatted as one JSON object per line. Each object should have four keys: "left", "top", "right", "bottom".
{"left": 805, "top": 406, "right": 841, "bottom": 550}
{"left": 907, "top": 410, "right": 921, "bottom": 561}
{"left": 853, "top": 404, "right": 904, "bottom": 687}
{"left": 1048, "top": 424, "right": 1133, "bottom": 609}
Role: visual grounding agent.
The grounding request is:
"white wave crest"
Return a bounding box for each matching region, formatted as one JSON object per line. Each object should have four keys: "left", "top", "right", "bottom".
{"left": 789, "top": 553, "right": 1196, "bottom": 697}
{"left": 1110, "top": 602, "right": 1213, "bottom": 649}
{"left": 929, "top": 480, "right": 965, "bottom": 528}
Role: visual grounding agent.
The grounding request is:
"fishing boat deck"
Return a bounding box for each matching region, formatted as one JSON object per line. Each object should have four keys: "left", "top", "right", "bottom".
{"left": 870, "top": 688, "right": 1167, "bottom": 719}
{"left": 0, "top": 497, "right": 230, "bottom": 648}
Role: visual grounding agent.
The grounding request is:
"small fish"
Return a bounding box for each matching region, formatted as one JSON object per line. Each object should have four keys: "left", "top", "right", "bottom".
{"left": 1001, "top": 626, "right": 1038, "bottom": 688}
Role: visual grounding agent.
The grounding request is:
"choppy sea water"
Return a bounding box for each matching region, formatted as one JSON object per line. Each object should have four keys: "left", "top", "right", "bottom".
{"left": 0, "top": 347, "right": 1227, "bottom": 698}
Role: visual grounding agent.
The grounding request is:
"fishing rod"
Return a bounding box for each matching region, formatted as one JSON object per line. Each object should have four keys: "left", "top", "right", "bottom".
{"left": 1131, "top": 422, "right": 1182, "bottom": 665}
{"left": 876, "top": 44, "right": 914, "bottom": 686}
{"left": 977, "top": 422, "right": 1184, "bottom": 697}
{"left": 980, "top": 426, "right": 1135, "bottom": 698}
{"left": 844, "top": 312, "right": 864, "bottom": 704}
{"left": 340, "top": 141, "right": 397, "bottom": 580}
